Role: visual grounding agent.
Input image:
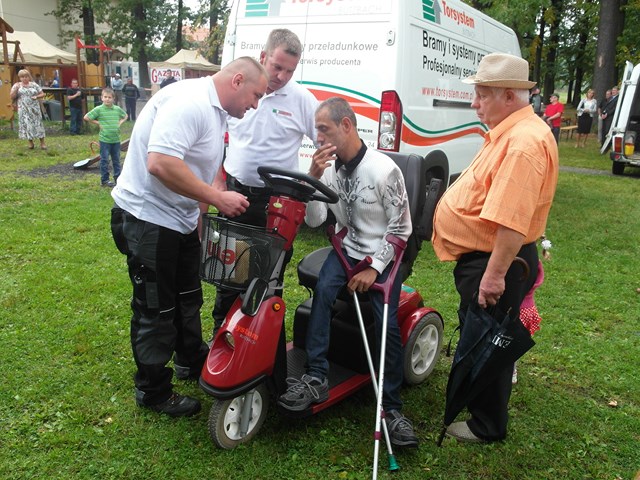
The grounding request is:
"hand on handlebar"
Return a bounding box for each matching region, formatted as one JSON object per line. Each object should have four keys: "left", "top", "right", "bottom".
{"left": 347, "top": 267, "right": 378, "bottom": 294}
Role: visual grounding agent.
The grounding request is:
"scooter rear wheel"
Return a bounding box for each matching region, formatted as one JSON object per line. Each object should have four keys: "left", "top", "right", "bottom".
{"left": 209, "top": 382, "right": 270, "bottom": 449}
{"left": 403, "top": 311, "right": 443, "bottom": 385}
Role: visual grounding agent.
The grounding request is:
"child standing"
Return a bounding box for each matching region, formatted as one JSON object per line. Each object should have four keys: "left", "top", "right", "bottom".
{"left": 84, "top": 87, "right": 127, "bottom": 187}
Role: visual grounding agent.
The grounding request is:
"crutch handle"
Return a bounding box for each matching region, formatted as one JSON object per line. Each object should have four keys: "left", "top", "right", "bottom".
{"left": 329, "top": 227, "right": 407, "bottom": 304}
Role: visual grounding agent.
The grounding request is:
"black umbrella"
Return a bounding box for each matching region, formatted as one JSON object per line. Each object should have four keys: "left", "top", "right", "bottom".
{"left": 437, "top": 298, "right": 535, "bottom": 446}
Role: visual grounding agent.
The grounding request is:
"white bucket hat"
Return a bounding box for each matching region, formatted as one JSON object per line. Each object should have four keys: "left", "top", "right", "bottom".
{"left": 462, "top": 53, "right": 535, "bottom": 89}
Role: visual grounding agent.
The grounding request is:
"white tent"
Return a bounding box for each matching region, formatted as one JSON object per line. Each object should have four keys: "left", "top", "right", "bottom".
{"left": 148, "top": 49, "right": 219, "bottom": 84}
{"left": 6, "top": 31, "right": 77, "bottom": 65}
{"left": 149, "top": 49, "right": 219, "bottom": 71}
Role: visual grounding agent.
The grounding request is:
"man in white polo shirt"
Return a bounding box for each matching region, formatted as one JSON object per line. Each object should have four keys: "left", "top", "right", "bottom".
{"left": 210, "top": 28, "right": 319, "bottom": 334}
{"left": 110, "top": 57, "right": 268, "bottom": 417}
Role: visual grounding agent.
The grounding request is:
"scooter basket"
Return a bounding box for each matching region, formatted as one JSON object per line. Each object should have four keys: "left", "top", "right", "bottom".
{"left": 200, "top": 214, "right": 285, "bottom": 291}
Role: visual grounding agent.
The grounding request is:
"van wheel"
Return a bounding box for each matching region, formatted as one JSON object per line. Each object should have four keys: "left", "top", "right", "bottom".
{"left": 403, "top": 312, "right": 443, "bottom": 385}
{"left": 612, "top": 162, "right": 625, "bottom": 175}
{"left": 208, "top": 382, "right": 270, "bottom": 449}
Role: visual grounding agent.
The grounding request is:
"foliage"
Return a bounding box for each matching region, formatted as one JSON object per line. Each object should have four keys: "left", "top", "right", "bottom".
{"left": 0, "top": 121, "right": 638, "bottom": 479}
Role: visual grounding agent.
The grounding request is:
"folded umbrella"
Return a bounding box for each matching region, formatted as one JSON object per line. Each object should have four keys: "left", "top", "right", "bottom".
{"left": 437, "top": 298, "right": 535, "bottom": 446}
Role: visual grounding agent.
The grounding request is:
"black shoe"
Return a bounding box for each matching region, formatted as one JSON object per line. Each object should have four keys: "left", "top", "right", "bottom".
{"left": 101, "top": 181, "right": 115, "bottom": 188}
{"left": 137, "top": 392, "right": 201, "bottom": 417}
{"left": 385, "top": 410, "right": 419, "bottom": 448}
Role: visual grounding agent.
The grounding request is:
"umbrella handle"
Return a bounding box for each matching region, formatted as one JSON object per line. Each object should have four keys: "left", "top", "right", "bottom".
{"left": 513, "top": 256, "right": 530, "bottom": 281}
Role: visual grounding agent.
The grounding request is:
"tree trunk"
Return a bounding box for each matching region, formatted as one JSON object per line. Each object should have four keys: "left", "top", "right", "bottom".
{"left": 81, "top": 6, "right": 97, "bottom": 64}
{"left": 542, "top": 1, "right": 563, "bottom": 102}
{"left": 209, "top": 1, "right": 221, "bottom": 64}
{"left": 133, "top": 2, "right": 150, "bottom": 88}
{"left": 593, "top": 0, "right": 624, "bottom": 103}
{"left": 572, "top": 30, "right": 588, "bottom": 106}
{"left": 533, "top": 11, "right": 545, "bottom": 87}
{"left": 176, "top": 0, "right": 183, "bottom": 53}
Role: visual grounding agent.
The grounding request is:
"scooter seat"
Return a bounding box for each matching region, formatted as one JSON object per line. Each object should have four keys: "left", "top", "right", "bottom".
{"left": 297, "top": 246, "right": 331, "bottom": 291}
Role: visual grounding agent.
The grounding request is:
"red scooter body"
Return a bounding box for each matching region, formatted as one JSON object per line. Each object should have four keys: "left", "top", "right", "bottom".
{"left": 198, "top": 165, "right": 444, "bottom": 450}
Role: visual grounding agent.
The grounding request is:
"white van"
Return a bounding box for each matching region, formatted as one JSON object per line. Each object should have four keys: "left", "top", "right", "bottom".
{"left": 222, "top": 0, "right": 521, "bottom": 186}
{"left": 603, "top": 61, "right": 640, "bottom": 175}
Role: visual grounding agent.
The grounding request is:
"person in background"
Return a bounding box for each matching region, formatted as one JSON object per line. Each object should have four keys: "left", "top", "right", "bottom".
{"left": 600, "top": 86, "right": 619, "bottom": 145}
{"left": 83, "top": 87, "right": 127, "bottom": 187}
{"left": 9, "top": 69, "right": 47, "bottom": 150}
{"left": 160, "top": 71, "right": 178, "bottom": 89}
{"left": 432, "top": 53, "right": 558, "bottom": 444}
{"left": 529, "top": 85, "right": 543, "bottom": 117}
{"left": 122, "top": 77, "right": 140, "bottom": 121}
{"left": 597, "top": 89, "right": 612, "bottom": 145}
{"left": 278, "top": 97, "right": 419, "bottom": 449}
{"left": 575, "top": 88, "right": 597, "bottom": 148}
{"left": 207, "top": 28, "right": 318, "bottom": 338}
{"left": 110, "top": 73, "right": 124, "bottom": 107}
{"left": 109, "top": 58, "right": 267, "bottom": 417}
{"left": 542, "top": 93, "right": 564, "bottom": 144}
{"left": 67, "top": 78, "right": 83, "bottom": 135}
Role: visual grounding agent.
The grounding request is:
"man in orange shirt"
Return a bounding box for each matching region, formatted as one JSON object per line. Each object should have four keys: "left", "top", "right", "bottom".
{"left": 432, "top": 53, "right": 559, "bottom": 443}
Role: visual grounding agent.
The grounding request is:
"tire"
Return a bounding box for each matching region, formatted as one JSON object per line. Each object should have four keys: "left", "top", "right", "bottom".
{"left": 208, "top": 382, "right": 270, "bottom": 449}
{"left": 612, "top": 161, "right": 625, "bottom": 175}
{"left": 403, "top": 312, "right": 443, "bottom": 385}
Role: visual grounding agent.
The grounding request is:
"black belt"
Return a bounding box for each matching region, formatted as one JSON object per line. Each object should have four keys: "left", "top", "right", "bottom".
{"left": 228, "top": 176, "right": 271, "bottom": 197}
{"left": 458, "top": 242, "right": 536, "bottom": 264}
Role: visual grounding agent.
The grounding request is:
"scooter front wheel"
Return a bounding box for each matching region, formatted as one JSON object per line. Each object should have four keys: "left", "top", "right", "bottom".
{"left": 208, "top": 382, "right": 270, "bottom": 449}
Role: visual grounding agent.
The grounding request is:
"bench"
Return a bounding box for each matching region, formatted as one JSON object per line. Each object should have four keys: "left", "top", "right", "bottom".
{"left": 560, "top": 125, "right": 577, "bottom": 140}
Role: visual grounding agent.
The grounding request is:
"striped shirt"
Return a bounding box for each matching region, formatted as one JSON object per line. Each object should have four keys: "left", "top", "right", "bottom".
{"left": 86, "top": 104, "right": 126, "bottom": 143}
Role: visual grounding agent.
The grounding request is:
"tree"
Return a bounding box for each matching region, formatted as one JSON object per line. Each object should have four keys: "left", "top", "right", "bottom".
{"left": 593, "top": 0, "right": 626, "bottom": 102}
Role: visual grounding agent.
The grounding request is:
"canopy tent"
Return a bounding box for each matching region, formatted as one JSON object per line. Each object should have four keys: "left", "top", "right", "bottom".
{"left": 149, "top": 49, "right": 219, "bottom": 71}
{"left": 6, "top": 31, "right": 77, "bottom": 65}
{"left": 148, "top": 49, "right": 219, "bottom": 85}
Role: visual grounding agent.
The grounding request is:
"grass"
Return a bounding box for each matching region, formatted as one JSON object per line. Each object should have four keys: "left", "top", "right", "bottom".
{"left": 0, "top": 121, "right": 639, "bottom": 480}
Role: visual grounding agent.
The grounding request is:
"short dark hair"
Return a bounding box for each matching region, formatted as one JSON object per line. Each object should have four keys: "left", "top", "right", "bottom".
{"left": 264, "top": 29, "right": 302, "bottom": 58}
{"left": 317, "top": 97, "right": 357, "bottom": 127}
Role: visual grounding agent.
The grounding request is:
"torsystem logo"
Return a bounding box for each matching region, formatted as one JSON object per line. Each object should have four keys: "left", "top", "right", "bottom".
{"left": 422, "top": 0, "right": 441, "bottom": 23}
{"left": 244, "top": 0, "right": 284, "bottom": 17}
{"left": 423, "top": 0, "right": 476, "bottom": 28}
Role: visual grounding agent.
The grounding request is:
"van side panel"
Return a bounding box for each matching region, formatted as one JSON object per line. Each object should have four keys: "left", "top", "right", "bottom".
{"left": 223, "top": 0, "right": 521, "bottom": 179}
{"left": 399, "top": 1, "right": 520, "bottom": 179}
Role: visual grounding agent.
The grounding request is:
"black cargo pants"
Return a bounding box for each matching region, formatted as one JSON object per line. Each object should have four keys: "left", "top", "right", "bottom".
{"left": 111, "top": 207, "right": 209, "bottom": 405}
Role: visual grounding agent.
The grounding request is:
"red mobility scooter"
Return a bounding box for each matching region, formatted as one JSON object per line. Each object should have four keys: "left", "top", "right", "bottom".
{"left": 198, "top": 152, "right": 445, "bottom": 450}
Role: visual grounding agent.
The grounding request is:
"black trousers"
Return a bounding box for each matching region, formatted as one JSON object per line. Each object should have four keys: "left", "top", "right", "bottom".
{"left": 452, "top": 243, "right": 538, "bottom": 441}
{"left": 111, "top": 207, "right": 209, "bottom": 405}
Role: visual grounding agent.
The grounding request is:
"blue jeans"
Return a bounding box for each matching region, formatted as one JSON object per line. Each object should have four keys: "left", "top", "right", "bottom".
{"left": 69, "top": 107, "right": 82, "bottom": 134}
{"left": 100, "top": 141, "right": 122, "bottom": 184}
{"left": 306, "top": 249, "right": 404, "bottom": 411}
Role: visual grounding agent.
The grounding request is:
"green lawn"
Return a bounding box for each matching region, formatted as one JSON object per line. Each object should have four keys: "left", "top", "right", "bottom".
{"left": 0, "top": 122, "right": 638, "bottom": 480}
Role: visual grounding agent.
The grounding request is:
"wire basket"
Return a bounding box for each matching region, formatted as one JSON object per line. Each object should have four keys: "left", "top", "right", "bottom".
{"left": 200, "top": 214, "right": 286, "bottom": 291}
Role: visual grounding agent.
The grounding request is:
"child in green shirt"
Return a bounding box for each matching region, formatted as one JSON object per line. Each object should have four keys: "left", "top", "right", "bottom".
{"left": 84, "top": 87, "right": 128, "bottom": 187}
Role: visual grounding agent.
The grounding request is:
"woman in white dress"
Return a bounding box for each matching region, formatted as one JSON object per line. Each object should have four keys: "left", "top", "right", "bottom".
{"left": 575, "top": 89, "right": 598, "bottom": 148}
{"left": 10, "top": 69, "right": 47, "bottom": 150}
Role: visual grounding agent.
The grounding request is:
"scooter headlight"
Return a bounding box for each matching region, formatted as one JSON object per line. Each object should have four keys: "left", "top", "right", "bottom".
{"left": 223, "top": 332, "right": 235, "bottom": 350}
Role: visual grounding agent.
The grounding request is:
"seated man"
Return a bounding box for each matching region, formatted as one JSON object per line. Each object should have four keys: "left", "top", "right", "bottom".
{"left": 277, "top": 97, "right": 419, "bottom": 448}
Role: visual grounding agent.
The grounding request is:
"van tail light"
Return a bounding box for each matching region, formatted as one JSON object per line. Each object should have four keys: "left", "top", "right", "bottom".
{"left": 613, "top": 135, "right": 623, "bottom": 153}
{"left": 378, "top": 90, "right": 402, "bottom": 151}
